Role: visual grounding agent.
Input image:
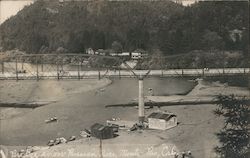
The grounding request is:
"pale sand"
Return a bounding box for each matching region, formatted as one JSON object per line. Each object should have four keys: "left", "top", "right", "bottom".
{"left": 0, "top": 78, "right": 112, "bottom": 103}
{"left": 0, "top": 78, "right": 111, "bottom": 120}
{"left": 21, "top": 80, "right": 249, "bottom": 158}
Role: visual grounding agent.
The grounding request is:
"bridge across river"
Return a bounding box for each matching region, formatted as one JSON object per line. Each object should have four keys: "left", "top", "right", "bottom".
{"left": 0, "top": 53, "right": 249, "bottom": 80}
{"left": 0, "top": 68, "right": 249, "bottom": 80}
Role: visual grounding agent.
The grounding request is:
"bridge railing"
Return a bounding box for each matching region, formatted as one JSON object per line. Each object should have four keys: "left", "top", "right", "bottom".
{"left": 0, "top": 53, "right": 249, "bottom": 80}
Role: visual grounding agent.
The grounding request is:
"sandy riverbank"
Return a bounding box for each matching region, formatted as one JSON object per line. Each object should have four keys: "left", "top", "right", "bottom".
{"left": 0, "top": 78, "right": 112, "bottom": 103}
{"left": 17, "top": 79, "right": 249, "bottom": 158}
{"left": 0, "top": 78, "right": 111, "bottom": 120}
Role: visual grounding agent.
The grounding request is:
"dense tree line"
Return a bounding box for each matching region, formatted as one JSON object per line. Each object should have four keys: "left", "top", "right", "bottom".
{"left": 0, "top": 0, "right": 248, "bottom": 57}
{"left": 214, "top": 95, "right": 249, "bottom": 158}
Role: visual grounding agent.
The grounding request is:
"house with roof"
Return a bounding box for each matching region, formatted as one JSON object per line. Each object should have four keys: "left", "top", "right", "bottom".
{"left": 90, "top": 123, "right": 114, "bottom": 139}
{"left": 147, "top": 112, "right": 177, "bottom": 130}
{"left": 229, "top": 29, "right": 243, "bottom": 42}
{"left": 86, "top": 48, "right": 95, "bottom": 55}
{"left": 131, "top": 49, "right": 148, "bottom": 60}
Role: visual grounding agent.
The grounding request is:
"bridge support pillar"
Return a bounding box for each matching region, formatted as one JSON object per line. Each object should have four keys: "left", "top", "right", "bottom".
{"left": 78, "top": 62, "right": 80, "bottom": 80}
{"left": 57, "top": 62, "right": 59, "bottom": 81}
{"left": 41, "top": 58, "right": 43, "bottom": 72}
{"left": 138, "top": 76, "right": 145, "bottom": 124}
{"left": 119, "top": 68, "right": 121, "bottom": 79}
{"left": 80, "top": 61, "right": 82, "bottom": 71}
{"left": 98, "top": 70, "right": 101, "bottom": 80}
{"left": 36, "top": 56, "right": 39, "bottom": 81}
{"left": 15, "top": 59, "right": 18, "bottom": 81}
{"left": 1, "top": 62, "right": 4, "bottom": 74}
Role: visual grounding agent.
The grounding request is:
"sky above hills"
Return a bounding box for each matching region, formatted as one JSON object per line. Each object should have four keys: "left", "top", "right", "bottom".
{"left": 0, "top": 0, "right": 34, "bottom": 24}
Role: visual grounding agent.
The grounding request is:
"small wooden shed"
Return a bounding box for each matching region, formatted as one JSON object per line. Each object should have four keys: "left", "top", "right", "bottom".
{"left": 147, "top": 112, "right": 177, "bottom": 130}
{"left": 90, "top": 123, "right": 114, "bottom": 139}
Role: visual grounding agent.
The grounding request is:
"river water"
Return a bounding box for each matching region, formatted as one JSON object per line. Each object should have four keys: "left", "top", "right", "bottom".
{"left": 0, "top": 77, "right": 195, "bottom": 146}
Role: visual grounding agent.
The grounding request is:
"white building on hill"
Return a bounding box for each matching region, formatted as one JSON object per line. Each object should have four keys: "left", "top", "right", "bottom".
{"left": 86, "top": 48, "right": 95, "bottom": 55}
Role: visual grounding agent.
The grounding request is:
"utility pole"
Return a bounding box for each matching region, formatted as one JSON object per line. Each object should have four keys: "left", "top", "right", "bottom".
{"left": 99, "top": 139, "right": 103, "bottom": 158}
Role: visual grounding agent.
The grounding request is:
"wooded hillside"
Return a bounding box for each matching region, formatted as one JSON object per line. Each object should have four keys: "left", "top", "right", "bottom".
{"left": 0, "top": 0, "right": 248, "bottom": 56}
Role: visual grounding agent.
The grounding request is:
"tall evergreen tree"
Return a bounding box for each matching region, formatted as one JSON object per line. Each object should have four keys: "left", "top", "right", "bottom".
{"left": 214, "top": 95, "right": 249, "bottom": 158}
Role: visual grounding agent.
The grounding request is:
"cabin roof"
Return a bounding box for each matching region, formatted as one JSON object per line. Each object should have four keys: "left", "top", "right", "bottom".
{"left": 148, "top": 112, "right": 176, "bottom": 121}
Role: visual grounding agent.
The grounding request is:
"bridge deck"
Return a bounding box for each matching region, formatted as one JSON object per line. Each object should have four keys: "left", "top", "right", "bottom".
{"left": 0, "top": 68, "right": 249, "bottom": 80}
